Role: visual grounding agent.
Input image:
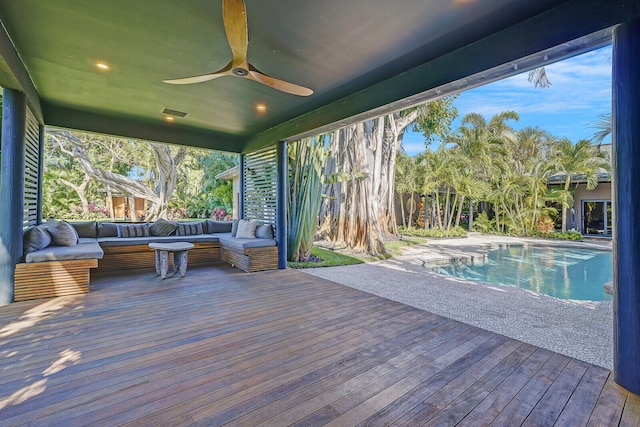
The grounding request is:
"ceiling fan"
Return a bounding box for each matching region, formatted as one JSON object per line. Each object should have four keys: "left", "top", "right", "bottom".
{"left": 163, "top": 0, "right": 313, "bottom": 96}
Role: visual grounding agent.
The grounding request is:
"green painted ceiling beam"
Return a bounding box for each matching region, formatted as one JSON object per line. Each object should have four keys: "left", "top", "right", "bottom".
{"left": 43, "top": 103, "right": 246, "bottom": 153}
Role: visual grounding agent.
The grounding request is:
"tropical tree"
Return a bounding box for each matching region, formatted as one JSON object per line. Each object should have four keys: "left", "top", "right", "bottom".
{"left": 394, "top": 153, "right": 413, "bottom": 228}
{"left": 317, "top": 97, "right": 457, "bottom": 255}
{"left": 47, "top": 130, "right": 188, "bottom": 220}
{"left": 591, "top": 112, "right": 612, "bottom": 144}
{"left": 550, "top": 138, "right": 610, "bottom": 232}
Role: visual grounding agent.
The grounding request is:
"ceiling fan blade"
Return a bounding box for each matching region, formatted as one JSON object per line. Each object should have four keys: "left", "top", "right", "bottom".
{"left": 248, "top": 69, "right": 314, "bottom": 96}
{"left": 163, "top": 73, "right": 226, "bottom": 85}
{"left": 163, "top": 62, "right": 234, "bottom": 85}
{"left": 223, "top": 0, "right": 248, "bottom": 65}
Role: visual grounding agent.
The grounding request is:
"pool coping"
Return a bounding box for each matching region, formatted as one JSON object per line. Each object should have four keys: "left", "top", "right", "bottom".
{"left": 302, "top": 234, "right": 614, "bottom": 369}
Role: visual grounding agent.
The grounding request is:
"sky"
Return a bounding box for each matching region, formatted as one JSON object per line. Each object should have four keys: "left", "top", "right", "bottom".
{"left": 402, "top": 45, "right": 613, "bottom": 156}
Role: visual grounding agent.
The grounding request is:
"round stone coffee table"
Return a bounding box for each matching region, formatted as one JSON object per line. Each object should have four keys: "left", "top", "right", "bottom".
{"left": 149, "top": 242, "right": 195, "bottom": 279}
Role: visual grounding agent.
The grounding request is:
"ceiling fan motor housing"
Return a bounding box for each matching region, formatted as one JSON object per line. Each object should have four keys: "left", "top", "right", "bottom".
{"left": 232, "top": 67, "right": 249, "bottom": 76}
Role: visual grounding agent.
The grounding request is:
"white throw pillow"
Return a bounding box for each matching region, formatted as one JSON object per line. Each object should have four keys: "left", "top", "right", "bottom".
{"left": 235, "top": 219, "right": 259, "bottom": 238}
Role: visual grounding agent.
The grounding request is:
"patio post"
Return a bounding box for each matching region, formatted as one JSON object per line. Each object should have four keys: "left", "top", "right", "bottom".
{"left": 0, "top": 88, "right": 27, "bottom": 305}
{"left": 276, "top": 140, "right": 287, "bottom": 269}
{"left": 612, "top": 18, "right": 640, "bottom": 395}
{"left": 239, "top": 154, "right": 245, "bottom": 219}
{"left": 37, "top": 125, "right": 45, "bottom": 224}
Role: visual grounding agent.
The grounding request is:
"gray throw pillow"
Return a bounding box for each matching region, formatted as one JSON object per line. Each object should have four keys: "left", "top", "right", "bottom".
{"left": 206, "top": 220, "right": 233, "bottom": 234}
{"left": 255, "top": 224, "right": 274, "bottom": 239}
{"left": 176, "top": 222, "right": 204, "bottom": 236}
{"left": 47, "top": 219, "right": 79, "bottom": 246}
{"left": 23, "top": 225, "right": 52, "bottom": 254}
{"left": 231, "top": 219, "right": 240, "bottom": 237}
{"left": 71, "top": 221, "right": 97, "bottom": 238}
{"left": 117, "top": 223, "right": 151, "bottom": 238}
{"left": 150, "top": 219, "right": 178, "bottom": 236}
{"left": 236, "top": 219, "right": 259, "bottom": 238}
{"left": 98, "top": 222, "right": 119, "bottom": 237}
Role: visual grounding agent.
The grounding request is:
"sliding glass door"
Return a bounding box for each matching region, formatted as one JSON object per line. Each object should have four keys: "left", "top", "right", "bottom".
{"left": 583, "top": 200, "right": 612, "bottom": 236}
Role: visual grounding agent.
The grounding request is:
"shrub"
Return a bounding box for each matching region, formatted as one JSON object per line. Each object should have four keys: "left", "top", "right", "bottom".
{"left": 398, "top": 226, "right": 467, "bottom": 238}
{"left": 473, "top": 212, "right": 495, "bottom": 233}
{"left": 66, "top": 204, "right": 109, "bottom": 220}
{"left": 167, "top": 207, "right": 189, "bottom": 220}
{"left": 546, "top": 231, "right": 583, "bottom": 241}
{"left": 536, "top": 216, "right": 555, "bottom": 234}
{"left": 210, "top": 207, "right": 228, "bottom": 220}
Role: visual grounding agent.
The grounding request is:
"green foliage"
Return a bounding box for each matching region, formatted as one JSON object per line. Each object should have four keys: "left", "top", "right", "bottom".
{"left": 405, "top": 110, "right": 612, "bottom": 238}
{"left": 472, "top": 212, "right": 495, "bottom": 233}
{"left": 543, "top": 231, "right": 584, "bottom": 240}
{"left": 42, "top": 129, "right": 239, "bottom": 220}
{"left": 411, "top": 96, "right": 459, "bottom": 146}
{"left": 287, "top": 247, "right": 364, "bottom": 269}
{"left": 398, "top": 226, "right": 467, "bottom": 238}
{"left": 287, "top": 136, "right": 329, "bottom": 262}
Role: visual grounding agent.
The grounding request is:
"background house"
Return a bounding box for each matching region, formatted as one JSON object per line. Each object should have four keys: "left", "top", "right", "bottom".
{"left": 549, "top": 143, "right": 612, "bottom": 236}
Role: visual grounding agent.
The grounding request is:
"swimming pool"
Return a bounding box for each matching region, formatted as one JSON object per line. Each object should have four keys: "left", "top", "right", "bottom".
{"left": 425, "top": 245, "right": 612, "bottom": 301}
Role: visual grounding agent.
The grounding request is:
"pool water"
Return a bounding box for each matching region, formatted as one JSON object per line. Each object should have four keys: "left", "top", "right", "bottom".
{"left": 426, "top": 246, "right": 612, "bottom": 301}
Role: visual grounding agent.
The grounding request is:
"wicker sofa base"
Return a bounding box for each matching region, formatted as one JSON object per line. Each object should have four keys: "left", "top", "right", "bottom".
{"left": 14, "top": 240, "right": 278, "bottom": 302}
{"left": 222, "top": 245, "right": 279, "bottom": 273}
{"left": 14, "top": 259, "right": 98, "bottom": 302}
{"left": 95, "top": 242, "right": 222, "bottom": 274}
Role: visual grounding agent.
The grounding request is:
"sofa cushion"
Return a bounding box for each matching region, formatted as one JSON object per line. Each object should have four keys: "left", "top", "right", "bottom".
{"left": 150, "top": 219, "right": 178, "bottom": 236}
{"left": 47, "top": 219, "right": 79, "bottom": 246}
{"left": 255, "top": 224, "right": 274, "bottom": 239}
{"left": 71, "top": 221, "right": 98, "bottom": 238}
{"left": 206, "top": 220, "right": 233, "bottom": 234}
{"left": 231, "top": 219, "right": 240, "bottom": 237}
{"left": 236, "top": 220, "right": 259, "bottom": 238}
{"left": 97, "top": 234, "right": 221, "bottom": 247}
{"left": 219, "top": 235, "right": 277, "bottom": 251}
{"left": 117, "top": 223, "right": 151, "bottom": 238}
{"left": 25, "top": 241, "right": 104, "bottom": 263}
{"left": 98, "top": 222, "right": 119, "bottom": 237}
{"left": 176, "top": 222, "right": 204, "bottom": 236}
{"left": 23, "top": 225, "right": 52, "bottom": 254}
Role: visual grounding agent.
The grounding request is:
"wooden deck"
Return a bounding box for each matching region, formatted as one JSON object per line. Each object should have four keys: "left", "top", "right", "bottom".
{"left": 0, "top": 263, "right": 638, "bottom": 426}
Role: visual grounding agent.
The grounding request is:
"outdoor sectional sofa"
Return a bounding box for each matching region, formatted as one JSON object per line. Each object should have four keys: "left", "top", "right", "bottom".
{"left": 14, "top": 219, "right": 278, "bottom": 301}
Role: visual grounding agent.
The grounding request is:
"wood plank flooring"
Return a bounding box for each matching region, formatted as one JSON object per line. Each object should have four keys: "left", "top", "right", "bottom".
{"left": 0, "top": 263, "right": 638, "bottom": 426}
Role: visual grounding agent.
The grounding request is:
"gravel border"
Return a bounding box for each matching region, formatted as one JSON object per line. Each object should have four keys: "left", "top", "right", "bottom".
{"left": 302, "top": 235, "right": 613, "bottom": 368}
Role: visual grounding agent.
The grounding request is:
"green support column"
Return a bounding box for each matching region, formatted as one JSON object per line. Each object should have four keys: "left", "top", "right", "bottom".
{"left": 0, "top": 89, "right": 27, "bottom": 305}
{"left": 612, "top": 18, "right": 640, "bottom": 395}
{"left": 276, "top": 141, "right": 287, "bottom": 269}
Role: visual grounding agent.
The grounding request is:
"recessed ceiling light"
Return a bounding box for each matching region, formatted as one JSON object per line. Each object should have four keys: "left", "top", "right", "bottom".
{"left": 95, "top": 61, "right": 110, "bottom": 71}
{"left": 164, "top": 116, "right": 175, "bottom": 122}
{"left": 256, "top": 104, "right": 267, "bottom": 113}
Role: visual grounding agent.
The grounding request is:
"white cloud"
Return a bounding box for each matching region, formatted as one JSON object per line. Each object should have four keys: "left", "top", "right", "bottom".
{"left": 405, "top": 45, "right": 613, "bottom": 154}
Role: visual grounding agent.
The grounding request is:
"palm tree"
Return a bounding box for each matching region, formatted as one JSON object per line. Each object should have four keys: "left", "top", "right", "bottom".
{"left": 395, "top": 153, "right": 423, "bottom": 228}
{"left": 455, "top": 111, "right": 519, "bottom": 230}
{"left": 551, "top": 139, "right": 611, "bottom": 232}
{"left": 394, "top": 153, "right": 412, "bottom": 228}
{"left": 591, "top": 112, "right": 612, "bottom": 144}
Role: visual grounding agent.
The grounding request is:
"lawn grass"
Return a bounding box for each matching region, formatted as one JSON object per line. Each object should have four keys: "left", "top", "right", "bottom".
{"left": 287, "top": 247, "right": 365, "bottom": 269}
{"left": 384, "top": 236, "right": 429, "bottom": 257}
{"left": 288, "top": 236, "right": 430, "bottom": 268}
